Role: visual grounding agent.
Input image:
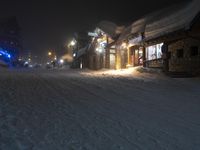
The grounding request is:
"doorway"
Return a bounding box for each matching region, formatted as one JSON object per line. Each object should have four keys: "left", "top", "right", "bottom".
{"left": 110, "top": 54, "right": 115, "bottom": 69}
{"left": 130, "top": 46, "right": 143, "bottom": 66}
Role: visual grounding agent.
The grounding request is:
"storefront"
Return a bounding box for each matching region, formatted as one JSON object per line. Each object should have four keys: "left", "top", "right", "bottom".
{"left": 126, "top": 35, "right": 144, "bottom": 67}
{"left": 145, "top": 43, "right": 163, "bottom": 68}
{"left": 108, "top": 45, "right": 116, "bottom": 69}
{"left": 129, "top": 46, "right": 143, "bottom": 67}
{"left": 88, "top": 27, "right": 118, "bottom": 70}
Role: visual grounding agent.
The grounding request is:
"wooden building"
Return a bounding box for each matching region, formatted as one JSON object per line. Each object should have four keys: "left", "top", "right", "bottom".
{"left": 87, "top": 21, "right": 124, "bottom": 70}
{"left": 115, "top": 0, "right": 200, "bottom": 76}
{"left": 144, "top": 0, "right": 200, "bottom": 75}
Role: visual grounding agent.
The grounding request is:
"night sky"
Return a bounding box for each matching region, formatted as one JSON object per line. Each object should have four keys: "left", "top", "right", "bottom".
{"left": 1, "top": 0, "right": 185, "bottom": 61}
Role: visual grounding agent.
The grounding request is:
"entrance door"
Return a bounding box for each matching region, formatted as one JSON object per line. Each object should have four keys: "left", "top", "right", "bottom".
{"left": 130, "top": 46, "right": 143, "bottom": 67}
{"left": 134, "top": 49, "right": 139, "bottom": 66}
{"left": 133, "top": 48, "right": 143, "bottom": 66}
{"left": 110, "top": 54, "right": 116, "bottom": 69}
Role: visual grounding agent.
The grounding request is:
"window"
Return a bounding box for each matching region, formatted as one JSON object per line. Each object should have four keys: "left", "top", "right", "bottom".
{"left": 156, "top": 43, "right": 163, "bottom": 58}
{"left": 190, "top": 46, "right": 198, "bottom": 57}
{"left": 146, "top": 43, "right": 163, "bottom": 60}
{"left": 146, "top": 45, "right": 156, "bottom": 60}
{"left": 177, "top": 49, "right": 184, "bottom": 58}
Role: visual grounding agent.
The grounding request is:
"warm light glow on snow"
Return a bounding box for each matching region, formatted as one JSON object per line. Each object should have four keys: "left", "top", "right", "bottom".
{"left": 81, "top": 67, "right": 138, "bottom": 77}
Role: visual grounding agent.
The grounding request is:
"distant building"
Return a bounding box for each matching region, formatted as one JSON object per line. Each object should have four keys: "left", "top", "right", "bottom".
{"left": 87, "top": 21, "right": 124, "bottom": 70}
{"left": 70, "top": 32, "right": 90, "bottom": 69}
{"left": 0, "top": 16, "right": 22, "bottom": 65}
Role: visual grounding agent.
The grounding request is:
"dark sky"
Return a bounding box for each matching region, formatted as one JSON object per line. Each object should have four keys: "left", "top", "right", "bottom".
{"left": 1, "top": 0, "right": 185, "bottom": 61}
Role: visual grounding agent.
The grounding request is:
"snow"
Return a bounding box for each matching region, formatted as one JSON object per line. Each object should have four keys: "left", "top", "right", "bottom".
{"left": 97, "top": 21, "right": 124, "bottom": 38}
{"left": 76, "top": 46, "right": 88, "bottom": 58}
{"left": 97, "top": 21, "right": 118, "bottom": 38}
{"left": 0, "top": 68, "right": 200, "bottom": 150}
{"left": 145, "top": 0, "right": 200, "bottom": 40}
{"left": 118, "top": 25, "right": 132, "bottom": 42}
{"left": 118, "top": 0, "right": 200, "bottom": 43}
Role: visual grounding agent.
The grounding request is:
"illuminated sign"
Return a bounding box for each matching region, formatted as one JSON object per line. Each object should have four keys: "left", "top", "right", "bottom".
{"left": 88, "top": 32, "right": 98, "bottom": 37}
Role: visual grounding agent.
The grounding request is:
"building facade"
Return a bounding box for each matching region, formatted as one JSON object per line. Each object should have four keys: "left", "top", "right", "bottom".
{"left": 87, "top": 21, "right": 124, "bottom": 70}
{"left": 144, "top": 0, "right": 200, "bottom": 75}
{"left": 115, "top": 0, "right": 200, "bottom": 75}
{"left": 72, "top": 0, "right": 200, "bottom": 76}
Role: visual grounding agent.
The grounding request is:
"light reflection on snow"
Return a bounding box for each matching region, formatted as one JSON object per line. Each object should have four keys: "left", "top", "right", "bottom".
{"left": 80, "top": 67, "right": 139, "bottom": 77}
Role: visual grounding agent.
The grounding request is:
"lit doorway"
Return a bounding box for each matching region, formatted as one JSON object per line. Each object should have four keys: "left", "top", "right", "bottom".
{"left": 130, "top": 46, "right": 143, "bottom": 66}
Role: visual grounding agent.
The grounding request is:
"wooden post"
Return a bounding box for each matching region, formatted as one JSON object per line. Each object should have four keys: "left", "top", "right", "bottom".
{"left": 105, "top": 36, "right": 110, "bottom": 68}
{"left": 143, "top": 46, "right": 146, "bottom": 67}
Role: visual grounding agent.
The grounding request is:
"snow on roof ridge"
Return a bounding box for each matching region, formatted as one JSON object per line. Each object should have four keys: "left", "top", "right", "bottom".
{"left": 97, "top": 21, "right": 125, "bottom": 38}
{"left": 145, "top": 0, "right": 200, "bottom": 40}
{"left": 130, "top": 1, "right": 190, "bottom": 35}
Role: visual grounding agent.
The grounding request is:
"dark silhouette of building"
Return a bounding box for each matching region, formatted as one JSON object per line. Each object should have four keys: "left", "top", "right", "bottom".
{"left": 0, "top": 16, "right": 22, "bottom": 65}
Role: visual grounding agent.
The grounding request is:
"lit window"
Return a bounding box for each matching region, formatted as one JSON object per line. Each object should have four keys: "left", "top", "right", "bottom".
{"left": 146, "top": 43, "right": 163, "bottom": 60}
{"left": 156, "top": 43, "right": 163, "bottom": 58}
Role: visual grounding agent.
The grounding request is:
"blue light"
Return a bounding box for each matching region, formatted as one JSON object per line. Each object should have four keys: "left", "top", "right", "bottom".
{"left": 0, "top": 50, "right": 12, "bottom": 59}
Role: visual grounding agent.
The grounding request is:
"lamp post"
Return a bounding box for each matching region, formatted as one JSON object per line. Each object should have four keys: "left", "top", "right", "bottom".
{"left": 68, "top": 39, "right": 77, "bottom": 57}
{"left": 48, "top": 51, "right": 52, "bottom": 56}
{"left": 47, "top": 50, "right": 57, "bottom": 66}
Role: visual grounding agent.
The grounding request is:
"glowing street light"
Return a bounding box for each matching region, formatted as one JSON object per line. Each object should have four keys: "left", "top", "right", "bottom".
{"left": 48, "top": 52, "right": 52, "bottom": 56}
{"left": 70, "top": 40, "right": 76, "bottom": 46}
{"left": 59, "top": 59, "right": 64, "bottom": 64}
{"left": 68, "top": 39, "right": 77, "bottom": 47}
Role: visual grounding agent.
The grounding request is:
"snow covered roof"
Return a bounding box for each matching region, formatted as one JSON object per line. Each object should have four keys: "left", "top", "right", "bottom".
{"left": 145, "top": 0, "right": 200, "bottom": 41}
{"left": 118, "top": 25, "right": 132, "bottom": 42}
{"left": 131, "top": 2, "right": 189, "bottom": 35}
{"left": 97, "top": 21, "right": 124, "bottom": 38}
{"left": 117, "top": 3, "right": 184, "bottom": 42}
{"left": 118, "top": 0, "right": 200, "bottom": 43}
{"left": 76, "top": 46, "right": 88, "bottom": 58}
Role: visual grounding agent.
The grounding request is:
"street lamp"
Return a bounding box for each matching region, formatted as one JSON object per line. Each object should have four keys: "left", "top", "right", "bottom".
{"left": 73, "top": 53, "right": 76, "bottom": 57}
{"left": 70, "top": 40, "right": 76, "bottom": 46}
{"left": 59, "top": 59, "right": 64, "bottom": 64}
{"left": 68, "top": 39, "right": 77, "bottom": 48}
{"left": 48, "top": 52, "right": 52, "bottom": 56}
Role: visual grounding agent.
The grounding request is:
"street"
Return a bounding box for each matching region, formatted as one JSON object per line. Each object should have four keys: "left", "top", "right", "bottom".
{"left": 0, "top": 68, "right": 200, "bottom": 150}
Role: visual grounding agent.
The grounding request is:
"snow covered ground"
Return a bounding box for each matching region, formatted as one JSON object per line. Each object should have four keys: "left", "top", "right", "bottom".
{"left": 0, "top": 67, "right": 200, "bottom": 150}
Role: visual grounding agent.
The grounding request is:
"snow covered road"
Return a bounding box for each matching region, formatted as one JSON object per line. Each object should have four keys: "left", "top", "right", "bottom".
{"left": 0, "top": 68, "right": 200, "bottom": 150}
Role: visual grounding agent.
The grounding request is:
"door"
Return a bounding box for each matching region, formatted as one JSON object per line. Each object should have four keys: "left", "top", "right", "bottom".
{"left": 134, "top": 49, "right": 139, "bottom": 66}
{"left": 110, "top": 54, "right": 116, "bottom": 69}
{"left": 134, "top": 48, "right": 143, "bottom": 66}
